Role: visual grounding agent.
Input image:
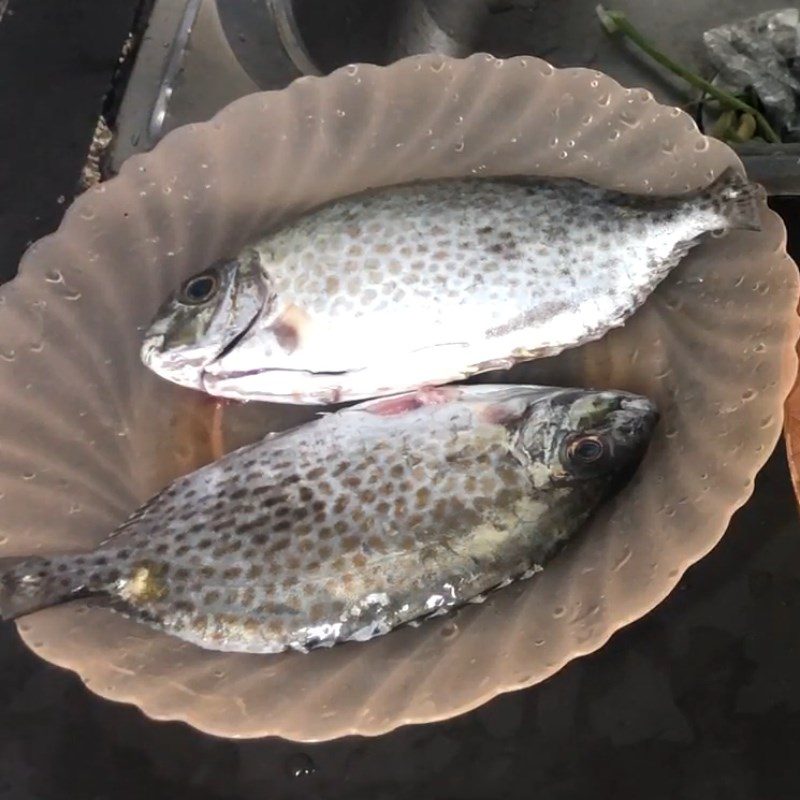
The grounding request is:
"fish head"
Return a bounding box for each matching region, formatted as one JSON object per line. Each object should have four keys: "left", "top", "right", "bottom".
{"left": 141, "top": 249, "right": 269, "bottom": 391}
{"left": 518, "top": 389, "right": 658, "bottom": 495}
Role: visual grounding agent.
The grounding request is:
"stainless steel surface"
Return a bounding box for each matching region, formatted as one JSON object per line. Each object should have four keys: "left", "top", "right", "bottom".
{"left": 111, "top": 0, "right": 800, "bottom": 193}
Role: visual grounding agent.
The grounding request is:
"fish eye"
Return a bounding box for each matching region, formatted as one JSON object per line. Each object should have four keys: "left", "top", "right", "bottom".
{"left": 179, "top": 273, "right": 218, "bottom": 305}
{"left": 566, "top": 434, "right": 605, "bottom": 464}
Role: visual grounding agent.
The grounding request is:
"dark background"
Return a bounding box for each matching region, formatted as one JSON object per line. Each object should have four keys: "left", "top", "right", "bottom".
{"left": 1, "top": 2, "right": 799, "bottom": 798}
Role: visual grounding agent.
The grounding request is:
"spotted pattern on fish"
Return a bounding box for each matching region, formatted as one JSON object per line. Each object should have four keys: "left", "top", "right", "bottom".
{"left": 0, "top": 385, "right": 657, "bottom": 653}
{"left": 141, "top": 170, "right": 761, "bottom": 404}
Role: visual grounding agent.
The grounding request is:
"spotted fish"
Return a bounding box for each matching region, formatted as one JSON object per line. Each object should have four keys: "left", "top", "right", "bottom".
{"left": 141, "top": 169, "right": 761, "bottom": 404}
{"left": 0, "top": 385, "right": 656, "bottom": 653}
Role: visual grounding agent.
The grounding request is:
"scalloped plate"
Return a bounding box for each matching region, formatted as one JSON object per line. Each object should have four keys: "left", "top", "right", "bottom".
{"left": 0, "top": 54, "right": 797, "bottom": 741}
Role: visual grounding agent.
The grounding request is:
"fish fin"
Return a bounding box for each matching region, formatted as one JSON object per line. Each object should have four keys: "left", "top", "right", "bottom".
{"left": 0, "top": 556, "right": 96, "bottom": 620}
{"left": 704, "top": 167, "right": 762, "bottom": 231}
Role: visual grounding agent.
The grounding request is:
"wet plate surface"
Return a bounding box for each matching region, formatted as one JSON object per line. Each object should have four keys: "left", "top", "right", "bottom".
{"left": 0, "top": 53, "right": 797, "bottom": 740}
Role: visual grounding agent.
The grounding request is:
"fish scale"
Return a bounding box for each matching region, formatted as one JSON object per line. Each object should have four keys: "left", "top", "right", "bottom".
{"left": 141, "top": 170, "right": 762, "bottom": 404}
{"left": 0, "top": 385, "right": 657, "bottom": 653}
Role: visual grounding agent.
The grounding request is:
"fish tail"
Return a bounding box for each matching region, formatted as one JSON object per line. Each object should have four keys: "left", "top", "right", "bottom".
{"left": 0, "top": 555, "right": 96, "bottom": 620}
{"left": 703, "top": 166, "right": 762, "bottom": 232}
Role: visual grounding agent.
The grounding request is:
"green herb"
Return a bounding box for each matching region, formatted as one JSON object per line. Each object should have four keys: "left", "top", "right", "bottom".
{"left": 596, "top": 5, "right": 781, "bottom": 143}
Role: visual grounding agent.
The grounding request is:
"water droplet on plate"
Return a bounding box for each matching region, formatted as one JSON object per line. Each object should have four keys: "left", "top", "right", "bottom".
{"left": 552, "top": 606, "right": 565, "bottom": 618}
{"left": 45, "top": 270, "right": 63, "bottom": 283}
{"left": 453, "top": 141, "right": 464, "bottom": 153}
{"left": 22, "top": 471, "right": 35, "bottom": 480}
{"left": 440, "top": 621, "right": 458, "bottom": 639}
{"left": 608, "top": 129, "right": 620, "bottom": 141}
{"left": 78, "top": 206, "right": 96, "bottom": 220}
{"left": 0, "top": 349, "right": 15, "bottom": 362}
{"left": 286, "top": 753, "right": 316, "bottom": 778}
{"left": 597, "top": 92, "right": 611, "bottom": 106}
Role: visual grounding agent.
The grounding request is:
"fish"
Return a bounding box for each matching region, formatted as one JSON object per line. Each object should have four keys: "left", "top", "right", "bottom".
{"left": 141, "top": 169, "right": 761, "bottom": 405}
{"left": 0, "top": 384, "right": 657, "bottom": 654}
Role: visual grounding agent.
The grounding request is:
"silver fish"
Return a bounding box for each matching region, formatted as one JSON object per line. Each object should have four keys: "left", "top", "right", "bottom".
{"left": 0, "top": 385, "right": 656, "bottom": 653}
{"left": 141, "top": 169, "right": 761, "bottom": 404}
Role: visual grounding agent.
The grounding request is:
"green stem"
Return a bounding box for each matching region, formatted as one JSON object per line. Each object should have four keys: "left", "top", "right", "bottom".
{"left": 596, "top": 5, "right": 781, "bottom": 143}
